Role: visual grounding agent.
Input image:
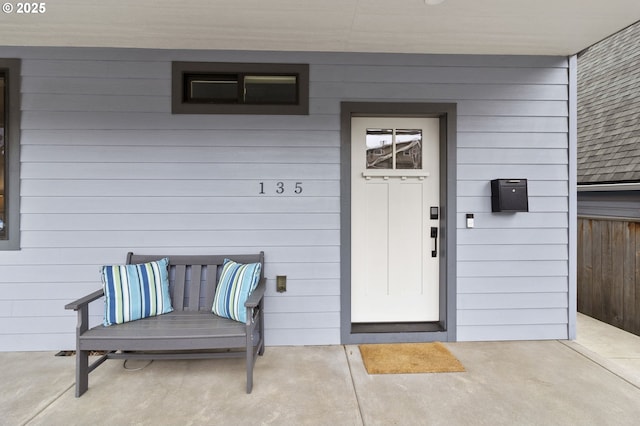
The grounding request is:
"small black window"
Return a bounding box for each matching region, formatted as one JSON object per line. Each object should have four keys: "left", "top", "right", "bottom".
{"left": 173, "top": 62, "right": 309, "bottom": 115}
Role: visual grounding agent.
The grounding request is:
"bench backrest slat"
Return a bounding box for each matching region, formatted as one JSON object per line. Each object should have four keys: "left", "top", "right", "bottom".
{"left": 126, "top": 253, "right": 264, "bottom": 312}
{"left": 203, "top": 264, "right": 219, "bottom": 310}
{"left": 188, "top": 265, "right": 202, "bottom": 312}
{"left": 173, "top": 264, "right": 187, "bottom": 311}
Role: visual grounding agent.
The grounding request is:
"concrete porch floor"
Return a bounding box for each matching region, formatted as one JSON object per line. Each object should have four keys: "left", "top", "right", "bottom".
{"left": 4, "top": 313, "right": 640, "bottom": 426}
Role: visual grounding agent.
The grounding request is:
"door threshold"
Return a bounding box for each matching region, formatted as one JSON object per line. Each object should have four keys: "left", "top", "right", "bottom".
{"left": 351, "top": 322, "right": 443, "bottom": 334}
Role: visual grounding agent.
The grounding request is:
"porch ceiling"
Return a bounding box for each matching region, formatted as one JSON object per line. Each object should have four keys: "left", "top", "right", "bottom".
{"left": 0, "top": 0, "right": 638, "bottom": 55}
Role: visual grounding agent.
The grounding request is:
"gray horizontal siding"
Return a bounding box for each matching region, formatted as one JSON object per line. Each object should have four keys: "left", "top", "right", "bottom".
{"left": 458, "top": 261, "right": 568, "bottom": 278}
{"left": 0, "top": 46, "right": 569, "bottom": 350}
{"left": 578, "top": 200, "right": 640, "bottom": 219}
{"left": 22, "top": 163, "right": 340, "bottom": 180}
{"left": 458, "top": 196, "right": 568, "bottom": 212}
{"left": 458, "top": 276, "right": 568, "bottom": 294}
{"left": 458, "top": 100, "right": 568, "bottom": 117}
{"left": 458, "top": 229, "right": 568, "bottom": 245}
{"left": 313, "top": 65, "right": 568, "bottom": 84}
{"left": 457, "top": 245, "right": 568, "bottom": 261}
{"left": 458, "top": 132, "right": 568, "bottom": 149}
{"left": 21, "top": 213, "right": 340, "bottom": 231}
{"left": 2, "top": 317, "right": 75, "bottom": 335}
{"left": 578, "top": 191, "right": 640, "bottom": 220}
{"left": 458, "top": 148, "right": 567, "bottom": 164}
{"left": 20, "top": 230, "right": 339, "bottom": 249}
{"left": 22, "top": 145, "right": 340, "bottom": 164}
{"left": 455, "top": 52, "right": 570, "bottom": 341}
{"left": 21, "top": 129, "right": 340, "bottom": 147}
{"left": 455, "top": 212, "right": 568, "bottom": 229}
{"left": 0, "top": 262, "right": 339, "bottom": 282}
{"left": 22, "top": 94, "right": 169, "bottom": 113}
{"left": 458, "top": 164, "right": 568, "bottom": 181}
{"left": 20, "top": 196, "right": 339, "bottom": 214}
{"left": 457, "top": 324, "right": 568, "bottom": 341}
{"left": 313, "top": 82, "right": 567, "bottom": 101}
{"left": 21, "top": 181, "right": 340, "bottom": 197}
{"left": 458, "top": 180, "right": 568, "bottom": 197}
{"left": 0, "top": 246, "right": 340, "bottom": 265}
{"left": 20, "top": 111, "right": 340, "bottom": 130}
{"left": 458, "top": 309, "right": 568, "bottom": 326}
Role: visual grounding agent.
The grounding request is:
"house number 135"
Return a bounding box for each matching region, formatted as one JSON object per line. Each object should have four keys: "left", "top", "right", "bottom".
{"left": 259, "top": 182, "right": 303, "bottom": 195}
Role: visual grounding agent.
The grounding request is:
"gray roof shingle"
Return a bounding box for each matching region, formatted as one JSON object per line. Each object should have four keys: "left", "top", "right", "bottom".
{"left": 577, "top": 21, "right": 640, "bottom": 184}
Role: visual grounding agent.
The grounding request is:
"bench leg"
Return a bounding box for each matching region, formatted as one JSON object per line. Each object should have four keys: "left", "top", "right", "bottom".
{"left": 76, "top": 350, "right": 89, "bottom": 397}
{"left": 246, "top": 328, "right": 254, "bottom": 393}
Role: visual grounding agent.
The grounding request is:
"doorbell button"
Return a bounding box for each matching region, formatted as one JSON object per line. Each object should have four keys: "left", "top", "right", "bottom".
{"left": 466, "top": 213, "right": 474, "bottom": 228}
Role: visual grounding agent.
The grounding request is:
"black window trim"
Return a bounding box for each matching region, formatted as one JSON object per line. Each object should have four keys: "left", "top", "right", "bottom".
{"left": 0, "top": 58, "right": 21, "bottom": 250}
{"left": 172, "top": 61, "right": 309, "bottom": 115}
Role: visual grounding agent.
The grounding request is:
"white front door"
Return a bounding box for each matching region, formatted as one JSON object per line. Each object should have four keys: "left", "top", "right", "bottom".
{"left": 351, "top": 117, "right": 440, "bottom": 323}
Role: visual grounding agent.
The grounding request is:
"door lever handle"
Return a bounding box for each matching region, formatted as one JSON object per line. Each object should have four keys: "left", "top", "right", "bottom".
{"left": 430, "top": 227, "right": 438, "bottom": 257}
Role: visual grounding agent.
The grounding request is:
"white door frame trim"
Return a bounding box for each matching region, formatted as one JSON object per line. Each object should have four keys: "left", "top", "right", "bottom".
{"left": 339, "top": 102, "right": 458, "bottom": 344}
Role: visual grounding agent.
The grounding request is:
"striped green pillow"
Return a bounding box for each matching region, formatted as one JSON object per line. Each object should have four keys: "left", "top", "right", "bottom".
{"left": 101, "top": 258, "right": 173, "bottom": 326}
{"left": 212, "top": 259, "right": 261, "bottom": 323}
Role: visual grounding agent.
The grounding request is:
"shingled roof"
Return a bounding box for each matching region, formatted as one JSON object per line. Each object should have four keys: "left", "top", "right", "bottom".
{"left": 577, "top": 21, "right": 640, "bottom": 184}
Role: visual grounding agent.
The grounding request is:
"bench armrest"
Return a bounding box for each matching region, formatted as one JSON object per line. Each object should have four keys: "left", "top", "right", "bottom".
{"left": 65, "top": 289, "right": 104, "bottom": 311}
{"left": 245, "top": 278, "right": 266, "bottom": 309}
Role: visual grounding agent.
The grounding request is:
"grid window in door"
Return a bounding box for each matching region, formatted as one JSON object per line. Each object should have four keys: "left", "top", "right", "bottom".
{"left": 366, "top": 128, "right": 422, "bottom": 170}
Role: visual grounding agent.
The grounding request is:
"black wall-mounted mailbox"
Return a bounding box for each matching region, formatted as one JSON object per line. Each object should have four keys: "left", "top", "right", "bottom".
{"left": 491, "top": 179, "right": 528, "bottom": 212}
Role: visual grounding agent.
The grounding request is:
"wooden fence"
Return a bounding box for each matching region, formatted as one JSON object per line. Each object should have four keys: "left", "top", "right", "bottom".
{"left": 578, "top": 218, "right": 640, "bottom": 336}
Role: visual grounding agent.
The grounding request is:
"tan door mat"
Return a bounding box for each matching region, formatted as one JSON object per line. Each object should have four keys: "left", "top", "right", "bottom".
{"left": 359, "top": 342, "right": 465, "bottom": 374}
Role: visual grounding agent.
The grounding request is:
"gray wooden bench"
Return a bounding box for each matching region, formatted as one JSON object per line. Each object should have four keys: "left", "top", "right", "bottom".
{"left": 65, "top": 252, "right": 266, "bottom": 397}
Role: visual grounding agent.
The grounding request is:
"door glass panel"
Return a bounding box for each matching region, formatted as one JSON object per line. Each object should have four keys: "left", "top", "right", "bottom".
{"left": 395, "top": 129, "right": 422, "bottom": 169}
{"left": 366, "top": 128, "right": 393, "bottom": 169}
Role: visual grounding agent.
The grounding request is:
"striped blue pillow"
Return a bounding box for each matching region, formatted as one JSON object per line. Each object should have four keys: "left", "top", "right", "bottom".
{"left": 101, "top": 258, "right": 173, "bottom": 326}
{"left": 212, "top": 259, "right": 262, "bottom": 323}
